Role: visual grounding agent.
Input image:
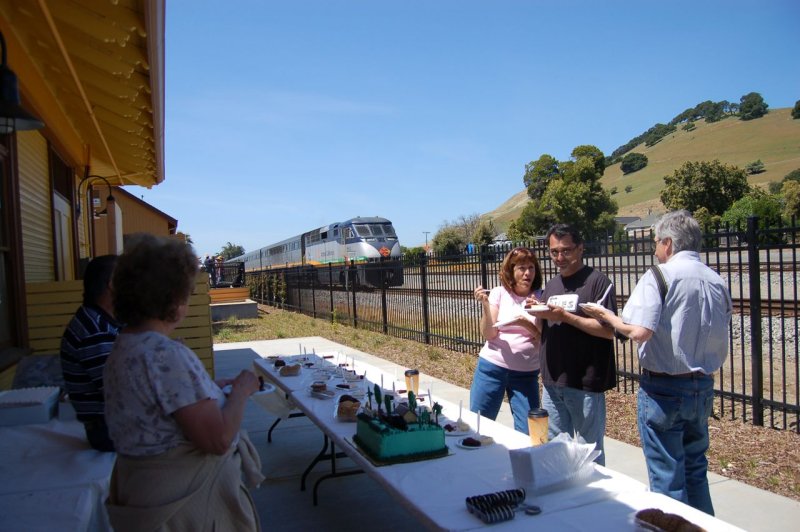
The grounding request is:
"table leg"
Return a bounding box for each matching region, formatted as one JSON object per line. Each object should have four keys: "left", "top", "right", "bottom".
{"left": 301, "top": 434, "right": 331, "bottom": 491}
{"left": 312, "top": 440, "right": 364, "bottom": 506}
{"left": 268, "top": 412, "right": 306, "bottom": 443}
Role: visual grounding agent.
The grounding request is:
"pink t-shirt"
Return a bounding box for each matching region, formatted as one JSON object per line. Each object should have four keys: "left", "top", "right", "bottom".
{"left": 478, "top": 286, "right": 541, "bottom": 372}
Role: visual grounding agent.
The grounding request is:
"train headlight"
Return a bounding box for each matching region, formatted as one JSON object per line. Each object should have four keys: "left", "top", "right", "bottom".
{"left": 379, "top": 247, "right": 390, "bottom": 257}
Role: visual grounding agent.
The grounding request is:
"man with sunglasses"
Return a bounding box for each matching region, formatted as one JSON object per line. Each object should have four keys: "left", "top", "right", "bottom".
{"left": 533, "top": 224, "right": 617, "bottom": 465}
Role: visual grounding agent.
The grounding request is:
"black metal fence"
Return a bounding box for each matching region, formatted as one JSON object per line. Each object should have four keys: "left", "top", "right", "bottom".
{"left": 247, "top": 217, "right": 799, "bottom": 432}
{"left": 204, "top": 262, "right": 245, "bottom": 288}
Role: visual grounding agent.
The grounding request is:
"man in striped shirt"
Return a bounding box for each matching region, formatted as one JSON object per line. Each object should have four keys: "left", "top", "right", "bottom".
{"left": 60, "top": 255, "right": 121, "bottom": 452}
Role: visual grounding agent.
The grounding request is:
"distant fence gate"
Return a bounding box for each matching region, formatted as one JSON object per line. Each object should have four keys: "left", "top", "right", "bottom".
{"left": 248, "top": 216, "right": 799, "bottom": 432}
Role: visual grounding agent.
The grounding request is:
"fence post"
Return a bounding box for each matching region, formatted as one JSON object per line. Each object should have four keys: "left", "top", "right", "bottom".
{"left": 480, "top": 245, "right": 489, "bottom": 288}
{"left": 310, "top": 266, "right": 317, "bottom": 318}
{"left": 328, "top": 264, "right": 334, "bottom": 322}
{"left": 350, "top": 263, "right": 358, "bottom": 328}
{"left": 381, "top": 259, "right": 388, "bottom": 334}
{"left": 747, "top": 216, "right": 764, "bottom": 427}
{"left": 296, "top": 267, "right": 302, "bottom": 313}
{"left": 420, "top": 254, "right": 431, "bottom": 344}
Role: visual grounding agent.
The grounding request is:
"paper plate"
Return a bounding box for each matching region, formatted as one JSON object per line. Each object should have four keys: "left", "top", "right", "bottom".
{"left": 525, "top": 305, "right": 549, "bottom": 313}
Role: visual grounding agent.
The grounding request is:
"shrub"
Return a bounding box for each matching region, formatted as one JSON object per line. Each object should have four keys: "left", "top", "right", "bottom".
{"left": 620, "top": 153, "right": 648, "bottom": 174}
{"left": 746, "top": 160, "right": 765, "bottom": 175}
{"left": 784, "top": 168, "right": 800, "bottom": 183}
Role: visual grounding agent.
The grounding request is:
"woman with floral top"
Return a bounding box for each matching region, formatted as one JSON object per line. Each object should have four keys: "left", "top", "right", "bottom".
{"left": 104, "top": 233, "right": 262, "bottom": 531}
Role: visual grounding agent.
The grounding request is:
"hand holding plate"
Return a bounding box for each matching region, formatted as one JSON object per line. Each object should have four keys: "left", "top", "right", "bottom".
{"left": 579, "top": 302, "right": 607, "bottom": 320}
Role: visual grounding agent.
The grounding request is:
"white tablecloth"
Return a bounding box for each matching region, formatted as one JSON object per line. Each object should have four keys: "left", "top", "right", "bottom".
{"left": 254, "top": 352, "right": 744, "bottom": 531}
{"left": 0, "top": 417, "right": 115, "bottom": 531}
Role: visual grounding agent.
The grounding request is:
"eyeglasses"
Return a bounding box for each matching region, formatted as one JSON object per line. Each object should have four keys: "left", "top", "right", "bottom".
{"left": 513, "top": 265, "right": 536, "bottom": 272}
{"left": 549, "top": 246, "right": 577, "bottom": 258}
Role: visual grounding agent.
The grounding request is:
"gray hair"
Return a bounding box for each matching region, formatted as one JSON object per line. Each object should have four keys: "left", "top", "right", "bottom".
{"left": 654, "top": 210, "right": 702, "bottom": 253}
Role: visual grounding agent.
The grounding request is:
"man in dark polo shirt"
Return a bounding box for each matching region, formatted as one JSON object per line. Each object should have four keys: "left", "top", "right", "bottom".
{"left": 60, "top": 255, "right": 121, "bottom": 452}
{"left": 534, "top": 224, "right": 617, "bottom": 465}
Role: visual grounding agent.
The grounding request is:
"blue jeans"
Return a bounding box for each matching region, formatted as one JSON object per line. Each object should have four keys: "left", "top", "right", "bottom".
{"left": 638, "top": 372, "right": 715, "bottom": 515}
{"left": 469, "top": 358, "right": 540, "bottom": 434}
{"left": 541, "top": 384, "right": 606, "bottom": 465}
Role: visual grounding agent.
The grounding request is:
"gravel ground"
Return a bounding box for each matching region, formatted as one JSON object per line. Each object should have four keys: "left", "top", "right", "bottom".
{"left": 215, "top": 306, "right": 800, "bottom": 501}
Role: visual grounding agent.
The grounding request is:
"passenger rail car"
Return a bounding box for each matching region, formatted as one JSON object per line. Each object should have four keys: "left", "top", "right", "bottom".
{"left": 231, "top": 216, "right": 403, "bottom": 287}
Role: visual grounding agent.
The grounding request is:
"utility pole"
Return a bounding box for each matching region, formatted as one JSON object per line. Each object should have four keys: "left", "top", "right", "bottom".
{"left": 423, "top": 231, "right": 430, "bottom": 248}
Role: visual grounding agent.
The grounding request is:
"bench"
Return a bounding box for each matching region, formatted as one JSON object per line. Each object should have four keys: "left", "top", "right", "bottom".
{"left": 0, "top": 273, "right": 215, "bottom": 389}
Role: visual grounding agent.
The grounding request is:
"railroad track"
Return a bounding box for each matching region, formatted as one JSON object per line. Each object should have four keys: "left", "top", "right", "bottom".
{"left": 372, "top": 288, "right": 798, "bottom": 318}
{"left": 735, "top": 298, "right": 798, "bottom": 318}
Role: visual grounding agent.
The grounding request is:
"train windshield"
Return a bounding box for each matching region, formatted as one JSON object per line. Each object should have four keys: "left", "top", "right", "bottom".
{"left": 354, "top": 223, "right": 397, "bottom": 239}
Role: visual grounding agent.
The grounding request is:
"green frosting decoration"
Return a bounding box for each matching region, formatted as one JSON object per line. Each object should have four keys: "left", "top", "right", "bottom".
{"left": 374, "top": 384, "right": 383, "bottom": 413}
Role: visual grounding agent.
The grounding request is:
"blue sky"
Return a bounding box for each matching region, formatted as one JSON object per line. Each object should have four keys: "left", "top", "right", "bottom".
{"left": 135, "top": 0, "right": 800, "bottom": 254}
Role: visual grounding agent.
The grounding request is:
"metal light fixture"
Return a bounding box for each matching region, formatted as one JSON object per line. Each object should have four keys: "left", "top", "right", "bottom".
{"left": 77, "top": 174, "right": 116, "bottom": 218}
{"left": 0, "top": 31, "right": 45, "bottom": 134}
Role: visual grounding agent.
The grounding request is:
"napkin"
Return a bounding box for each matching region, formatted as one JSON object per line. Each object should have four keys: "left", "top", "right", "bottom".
{"left": 249, "top": 385, "right": 295, "bottom": 419}
{"left": 508, "top": 433, "right": 601, "bottom": 494}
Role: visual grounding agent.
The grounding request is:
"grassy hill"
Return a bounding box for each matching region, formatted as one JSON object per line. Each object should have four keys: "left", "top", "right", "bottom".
{"left": 485, "top": 107, "right": 800, "bottom": 231}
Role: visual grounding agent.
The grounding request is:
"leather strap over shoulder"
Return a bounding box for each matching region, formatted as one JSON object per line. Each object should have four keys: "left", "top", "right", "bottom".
{"left": 649, "top": 265, "right": 668, "bottom": 303}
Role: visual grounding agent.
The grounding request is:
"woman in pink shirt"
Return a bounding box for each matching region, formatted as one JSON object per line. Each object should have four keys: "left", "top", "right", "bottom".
{"left": 470, "top": 247, "right": 543, "bottom": 434}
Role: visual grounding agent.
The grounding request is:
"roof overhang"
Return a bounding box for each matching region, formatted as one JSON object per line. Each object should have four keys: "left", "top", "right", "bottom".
{"left": 0, "top": 0, "right": 165, "bottom": 187}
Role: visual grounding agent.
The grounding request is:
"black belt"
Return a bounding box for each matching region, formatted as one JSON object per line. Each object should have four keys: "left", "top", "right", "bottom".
{"left": 642, "top": 368, "right": 707, "bottom": 379}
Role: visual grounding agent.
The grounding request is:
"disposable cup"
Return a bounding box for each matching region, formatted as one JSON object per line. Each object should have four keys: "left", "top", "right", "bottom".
{"left": 404, "top": 369, "right": 420, "bottom": 396}
{"left": 527, "top": 408, "right": 549, "bottom": 446}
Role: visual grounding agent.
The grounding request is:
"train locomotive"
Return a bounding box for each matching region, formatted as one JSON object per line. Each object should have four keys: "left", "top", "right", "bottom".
{"left": 230, "top": 216, "right": 403, "bottom": 288}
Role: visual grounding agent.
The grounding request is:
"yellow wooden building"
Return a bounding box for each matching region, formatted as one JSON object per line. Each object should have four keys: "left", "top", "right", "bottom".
{"left": 0, "top": 1, "right": 214, "bottom": 387}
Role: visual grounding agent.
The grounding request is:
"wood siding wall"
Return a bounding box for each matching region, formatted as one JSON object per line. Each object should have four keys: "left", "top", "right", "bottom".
{"left": 93, "top": 187, "right": 174, "bottom": 256}
{"left": 18, "top": 131, "right": 54, "bottom": 283}
{"left": 4, "top": 273, "right": 216, "bottom": 388}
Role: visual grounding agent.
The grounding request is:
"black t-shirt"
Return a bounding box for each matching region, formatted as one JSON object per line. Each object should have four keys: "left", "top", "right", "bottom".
{"left": 540, "top": 265, "right": 617, "bottom": 392}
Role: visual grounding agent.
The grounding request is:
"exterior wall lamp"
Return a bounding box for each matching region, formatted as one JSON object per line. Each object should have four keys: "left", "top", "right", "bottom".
{"left": 0, "top": 30, "right": 44, "bottom": 134}
{"left": 76, "top": 174, "right": 116, "bottom": 218}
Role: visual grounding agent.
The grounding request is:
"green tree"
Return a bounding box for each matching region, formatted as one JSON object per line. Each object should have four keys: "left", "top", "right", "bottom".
{"left": 472, "top": 219, "right": 496, "bottom": 246}
{"left": 722, "top": 190, "right": 784, "bottom": 243}
{"left": 745, "top": 159, "right": 765, "bottom": 175}
{"left": 660, "top": 160, "right": 750, "bottom": 216}
{"left": 219, "top": 242, "right": 245, "bottom": 260}
{"left": 768, "top": 181, "right": 783, "bottom": 194}
{"left": 621, "top": 153, "right": 648, "bottom": 174}
{"left": 511, "top": 146, "right": 617, "bottom": 240}
{"left": 523, "top": 154, "right": 559, "bottom": 200}
{"left": 782, "top": 180, "right": 800, "bottom": 220}
{"left": 176, "top": 231, "right": 194, "bottom": 245}
{"left": 401, "top": 246, "right": 426, "bottom": 263}
{"left": 784, "top": 168, "right": 800, "bottom": 183}
{"left": 431, "top": 226, "right": 466, "bottom": 256}
{"left": 570, "top": 145, "right": 606, "bottom": 174}
{"left": 792, "top": 100, "right": 800, "bottom": 119}
{"left": 508, "top": 201, "right": 553, "bottom": 241}
{"left": 643, "top": 123, "right": 677, "bottom": 147}
{"left": 738, "top": 92, "right": 768, "bottom": 121}
{"left": 693, "top": 207, "right": 721, "bottom": 231}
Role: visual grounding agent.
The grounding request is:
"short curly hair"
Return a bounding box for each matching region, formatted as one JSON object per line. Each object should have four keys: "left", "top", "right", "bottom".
{"left": 498, "top": 247, "right": 542, "bottom": 294}
{"left": 112, "top": 233, "right": 199, "bottom": 327}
